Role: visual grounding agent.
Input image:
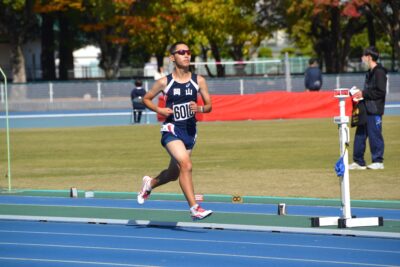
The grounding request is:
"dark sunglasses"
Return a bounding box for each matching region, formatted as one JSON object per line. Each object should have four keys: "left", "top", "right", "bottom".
{"left": 173, "top": 49, "right": 191, "bottom": 56}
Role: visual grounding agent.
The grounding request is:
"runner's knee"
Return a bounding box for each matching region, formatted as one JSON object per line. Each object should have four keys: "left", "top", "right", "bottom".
{"left": 179, "top": 159, "right": 192, "bottom": 173}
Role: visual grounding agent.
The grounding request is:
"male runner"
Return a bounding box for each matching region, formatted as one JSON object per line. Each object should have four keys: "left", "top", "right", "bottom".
{"left": 137, "top": 41, "right": 213, "bottom": 220}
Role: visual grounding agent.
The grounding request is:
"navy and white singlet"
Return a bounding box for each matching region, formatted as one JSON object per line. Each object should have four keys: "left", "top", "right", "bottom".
{"left": 160, "top": 73, "right": 200, "bottom": 149}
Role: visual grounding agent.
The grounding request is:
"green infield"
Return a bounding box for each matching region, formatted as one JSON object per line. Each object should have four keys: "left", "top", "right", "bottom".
{"left": 1, "top": 117, "right": 399, "bottom": 200}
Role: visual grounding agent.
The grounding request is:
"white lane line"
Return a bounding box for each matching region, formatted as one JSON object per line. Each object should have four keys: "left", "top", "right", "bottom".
{"left": 1, "top": 215, "right": 399, "bottom": 239}
{"left": 0, "top": 257, "right": 158, "bottom": 267}
{"left": 0, "top": 229, "right": 399, "bottom": 254}
{"left": 0, "top": 242, "right": 396, "bottom": 267}
{"left": 0, "top": 111, "right": 156, "bottom": 119}
{"left": 386, "top": 104, "right": 400, "bottom": 108}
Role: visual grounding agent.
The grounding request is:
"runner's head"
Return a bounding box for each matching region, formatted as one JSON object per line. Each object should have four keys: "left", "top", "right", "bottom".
{"left": 169, "top": 41, "right": 191, "bottom": 68}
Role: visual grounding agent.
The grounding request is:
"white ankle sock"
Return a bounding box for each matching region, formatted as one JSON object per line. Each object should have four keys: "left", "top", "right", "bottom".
{"left": 190, "top": 204, "right": 199, "bottom": 211}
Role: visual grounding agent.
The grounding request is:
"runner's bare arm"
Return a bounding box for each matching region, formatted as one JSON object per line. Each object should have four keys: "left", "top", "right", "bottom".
{"left": 189, "top": 75, "right": 212, "bottom": 113}
{"left": 143, "top": 77, "right": 173, "bottom": 117}
{"left": 198, "top": 75, "right": 212, "bottom": 113}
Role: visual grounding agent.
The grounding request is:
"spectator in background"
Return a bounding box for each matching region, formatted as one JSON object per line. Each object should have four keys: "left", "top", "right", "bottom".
{"left": 130, "top": 80, "right": 146, "bottom": 123}
{"left": 349, "top": 46, "right": 387, "bottom": 170}
{"left": 304, "top": 58, "right": 323, "bottom": 91}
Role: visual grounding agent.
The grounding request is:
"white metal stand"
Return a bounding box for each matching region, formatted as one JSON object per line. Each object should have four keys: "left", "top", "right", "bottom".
{"left": 0, "top": 67, "right": 12, "bottom": 192}
{"left": 311, "top": 88, "right": 383, "bottom": 228}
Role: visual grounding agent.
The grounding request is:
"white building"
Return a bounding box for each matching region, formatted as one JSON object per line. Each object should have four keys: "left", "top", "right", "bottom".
{"left": 72, "top": 45, "right": 103, "bottom": 78}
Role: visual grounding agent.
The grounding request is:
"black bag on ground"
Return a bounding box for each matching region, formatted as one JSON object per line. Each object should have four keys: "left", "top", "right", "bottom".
{"left": 351, "top": 101, "right": 367, "bottom": 127}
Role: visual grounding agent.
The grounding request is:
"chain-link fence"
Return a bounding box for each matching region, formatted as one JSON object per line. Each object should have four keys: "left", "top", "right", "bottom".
{"left": 1, "top": 73, "right": 399, "bottom": 112}
{"left": 1, "top": 55, "right": 397, "bottom": 81}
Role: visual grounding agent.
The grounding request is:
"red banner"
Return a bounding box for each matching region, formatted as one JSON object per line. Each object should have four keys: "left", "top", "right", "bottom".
{"left": 158, "top": 91, "right": 352, "bottom": 122}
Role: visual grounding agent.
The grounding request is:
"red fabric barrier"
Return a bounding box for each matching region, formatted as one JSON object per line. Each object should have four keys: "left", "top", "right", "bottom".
{"left": 158, "top": 91, "right": 352, "bottom": 122}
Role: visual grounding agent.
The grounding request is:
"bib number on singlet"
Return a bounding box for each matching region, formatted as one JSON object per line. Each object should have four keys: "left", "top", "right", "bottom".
{"left": 173, "top": 102, "right": 194, "bottom": 121}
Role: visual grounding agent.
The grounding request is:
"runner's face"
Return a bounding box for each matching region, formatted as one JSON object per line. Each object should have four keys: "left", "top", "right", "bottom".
{"left": 171, "top": 45, "right": 191, "bottom": 67}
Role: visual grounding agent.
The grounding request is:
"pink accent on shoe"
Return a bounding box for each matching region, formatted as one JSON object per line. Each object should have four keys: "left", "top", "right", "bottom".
{"left": 190, "top": 204, "right": 213, "bottom": 221}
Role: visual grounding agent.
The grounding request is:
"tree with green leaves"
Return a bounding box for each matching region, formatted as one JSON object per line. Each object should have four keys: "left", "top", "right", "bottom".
{"left": 80, "top": 0, "right": 130, "bottom": 79}
{"left": 128, "top": 0, "right": 180, "bottom": 71}
{"left": 183, "top": 0, "right": 269, "bottom": 77}
{"left": 80, "top": 0, "right": 167, "bottom": 79}
{"left": 0, "top": 0, "right": 39, "bottom": 83}
{"left": 287, "top": 0, "right": 371, "bottom": 73}
{"left": 364, "top": 0, "right": 399, "bottom": 71}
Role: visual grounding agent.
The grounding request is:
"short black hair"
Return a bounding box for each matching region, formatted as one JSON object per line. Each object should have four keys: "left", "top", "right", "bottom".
{"left": 308, "top": 58, "right": 318, "bottom": 65}
{"left": 169, "top": 41, "right": 189, "bottom": 54}
{"left": 363, "top": 46, "right": 379, "bottom": 62}
{"left": 135, "top": 80, "right": 142, "bottom": 87}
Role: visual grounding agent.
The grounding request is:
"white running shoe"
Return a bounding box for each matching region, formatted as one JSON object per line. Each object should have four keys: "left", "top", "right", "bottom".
{"left": 367, "top": 162, "right": 384, "bottom": 170}
{"left": 190, "top": 204, "right": 213, "bottom": 221}
{"left": 137, "top": 176, "right": 152, "bottom": 204}
{"left": 348, "top": 162, "right": 367, "bottom": 170}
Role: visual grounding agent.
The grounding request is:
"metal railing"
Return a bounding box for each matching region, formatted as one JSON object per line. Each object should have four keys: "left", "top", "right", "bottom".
{"left": 1, "top": 73, "right": 399, "bottom": 112}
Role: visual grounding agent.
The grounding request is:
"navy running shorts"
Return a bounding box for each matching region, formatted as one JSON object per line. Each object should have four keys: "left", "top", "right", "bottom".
{"left": 160, "top": 123, "right": 197, "bottom": 150}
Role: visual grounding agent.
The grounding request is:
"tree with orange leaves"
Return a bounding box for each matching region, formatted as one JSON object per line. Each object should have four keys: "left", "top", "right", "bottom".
{"left": 80, "top": 0, "right": 140, "bottom": 79}
{"left": 35, "top": 0, "right": 141, "bottom": 80}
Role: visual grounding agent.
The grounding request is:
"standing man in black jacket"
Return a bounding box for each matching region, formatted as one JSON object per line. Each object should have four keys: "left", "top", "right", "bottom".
{"left": 130, "top": 80, "right": 146, "bottom": 124}
{"left": 349, "top": 46, "right": 387, "bottom": 170}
